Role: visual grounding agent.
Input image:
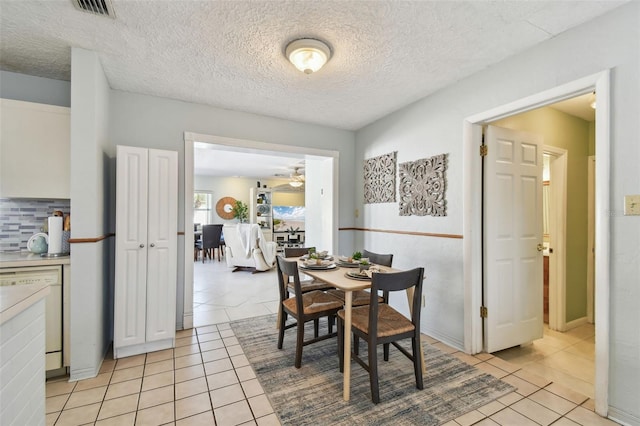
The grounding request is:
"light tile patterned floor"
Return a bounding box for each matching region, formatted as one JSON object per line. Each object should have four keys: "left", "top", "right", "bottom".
{"left": 45, "top": 260, "right": 617, "bottom": 425}
{"left": 46, "top": 323, "right": 618, "bottom": 426}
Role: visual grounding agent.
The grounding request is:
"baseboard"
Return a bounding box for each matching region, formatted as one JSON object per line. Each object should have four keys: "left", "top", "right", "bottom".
{"left": 422, "top": 327, "right": 464, "bottom": 352}
{"left": 608, "top": 406, "right": 640, "bottom": 426}
{"left": 565, "top": 316, "right": 588, "bottom": 331}
{"left": 69, "top": 364, "right": 101, "bottom": 382}
{"left": 183, "top": 312, "right": 193, "bottom": 330}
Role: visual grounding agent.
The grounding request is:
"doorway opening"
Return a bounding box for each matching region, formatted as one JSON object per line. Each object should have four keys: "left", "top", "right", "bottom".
{"left": 182, "top": 132, "right": 340, "bottom": 330}
{"left": 463, "top": 70, "right": 610, "bottom": 415}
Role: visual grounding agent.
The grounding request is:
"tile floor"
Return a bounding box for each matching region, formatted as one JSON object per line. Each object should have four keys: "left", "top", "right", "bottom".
{"left": 493, "top": 323, "right": 595, "bottom": 399}
{"left": 192, "top": 258, "right": 279, "bottom": 327}
{"left": 45, "top": 259, "right": 617, "bottom": 425}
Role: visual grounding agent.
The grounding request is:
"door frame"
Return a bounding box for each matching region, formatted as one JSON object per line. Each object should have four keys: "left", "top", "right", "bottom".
{"left": 587, "top": 155, "right": 595, "bottom": 323}
{"left": 544, "top": 146, "right": 568, "bottom": 332}
{"left": 462, "top": 70, "right": 610, "bottom": 415}
{"left": 182, "top": 131, "right": 340, "bottom": 330}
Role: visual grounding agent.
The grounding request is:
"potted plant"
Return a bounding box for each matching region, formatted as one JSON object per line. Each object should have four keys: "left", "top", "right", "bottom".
{"left": 349, "top": 251, "right": 362, "bottom": 262}
{"left": 359, "top": 259, "right": 370, "bottom": 272}
{"left": 232, "top": 200, "right": 248, "bottom": 223}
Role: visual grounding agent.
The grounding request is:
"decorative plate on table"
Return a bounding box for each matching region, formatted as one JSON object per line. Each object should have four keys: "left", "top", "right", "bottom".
{"left": 300, "top": 262, "right": 337, "bottom": 270}
{"left": 345, "top": 271, "right": 370, "bottom": 281}
{"left": 337, "top": 260, "right": 360, "bottom": 268}
{"left": 301, "top": 255, "right": 334, "bottom": 261}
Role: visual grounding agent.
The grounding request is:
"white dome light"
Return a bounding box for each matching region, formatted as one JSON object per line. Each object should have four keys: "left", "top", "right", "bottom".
{"left": 285, "top": 38, "right": 331, "bottom": 74}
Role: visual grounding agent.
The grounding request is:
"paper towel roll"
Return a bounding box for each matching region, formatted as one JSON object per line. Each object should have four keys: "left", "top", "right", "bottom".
{"left": 48, "top": 216, "right": 63, "bottom": 254}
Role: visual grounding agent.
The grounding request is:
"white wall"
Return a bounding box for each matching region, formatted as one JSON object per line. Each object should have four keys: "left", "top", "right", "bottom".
{"left": 107, "top": 91, "right": 356, "bottom": 328}
{"left": 69, "top": 48, "right": 112, "bottom": 380}
{"left": 355, "top": 3, "right": 639, "bottom": 423}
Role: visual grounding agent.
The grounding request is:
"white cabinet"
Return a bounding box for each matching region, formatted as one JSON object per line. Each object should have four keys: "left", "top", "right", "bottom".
{"left": 250, "top": 188, "right": 273, "bottom": 242}
{"left": 0, "top": 99, "right": 70, "bottom": 199}
{"left": 114, "top": 146, "right": 178, "bottom": 359}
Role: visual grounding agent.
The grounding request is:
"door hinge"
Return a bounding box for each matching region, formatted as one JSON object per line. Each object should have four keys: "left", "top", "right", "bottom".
{"left": 480, "top": 306, "right": 488, "bottom": 318}
{"left": 480, "top": 145, "right": 488, "bottom": 156}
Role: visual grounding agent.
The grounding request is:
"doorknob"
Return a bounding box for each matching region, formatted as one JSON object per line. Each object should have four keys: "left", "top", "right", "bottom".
{"left": 150, "top": 243, "right": 155, "bottom": 248}
{"left": 537, "top": 244, "right": 544, "bottom": 252}
{"left": 139, "top": 243, "right": 145, "bottom": 248}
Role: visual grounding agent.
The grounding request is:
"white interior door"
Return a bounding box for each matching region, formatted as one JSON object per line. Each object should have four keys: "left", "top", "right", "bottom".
{"left": 484, "top": 125, "right": 544, "bottom": 353}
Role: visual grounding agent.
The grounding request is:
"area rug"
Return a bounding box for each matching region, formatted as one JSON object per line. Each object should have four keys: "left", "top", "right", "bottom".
{"left": 230, "top": 314, "right": 515, "bottom": 425}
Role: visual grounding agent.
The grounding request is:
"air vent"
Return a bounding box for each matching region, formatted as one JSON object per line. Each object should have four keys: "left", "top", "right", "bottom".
{"left": 71, "top": 0, "right": 115, "bottom": 18}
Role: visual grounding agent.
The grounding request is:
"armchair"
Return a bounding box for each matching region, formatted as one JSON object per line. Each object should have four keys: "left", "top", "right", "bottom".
{"left": 223, "top": 224, "right": 277, "bottom": 272}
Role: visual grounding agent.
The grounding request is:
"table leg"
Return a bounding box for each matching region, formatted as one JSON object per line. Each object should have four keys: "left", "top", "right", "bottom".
{"left": 343, "top": 290, "right": 353, "bottom": 401}
{"left": 406, "top": 287, "right": 427, "bottom": 374}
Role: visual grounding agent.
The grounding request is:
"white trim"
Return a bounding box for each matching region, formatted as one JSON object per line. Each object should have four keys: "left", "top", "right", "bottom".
{"left": 565, "top": 316, "right": 589, "bottom": 331}
{"left": 593, "top": 71, "right": 610, "bottom": 416}
{"left": 544, "top": 146, "right": 568, "bottom": 332}
{"left": 182, "top": 131, "right": 340, "bottom": 329}
{"left": 183, "top": 137, "right": 194, "bottom": 330}
{"left": 608, "top": 407, "right": 640, "bottom": 426}
{"left": 587, "top": 155, "right": 595, "bottom": 324}
{"left": 463, "top": 70, "right": 610, "bottom": 417}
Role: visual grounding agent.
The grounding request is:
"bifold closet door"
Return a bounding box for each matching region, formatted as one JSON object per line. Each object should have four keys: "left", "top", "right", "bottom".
{"left": 114, "top": 146, "right": 149, "bottom": 348}
{"left": 115, "top": 146, "right": 177, "bottom": 355}
{"left": 145, "top": 149, "right": 178, "bottom": 342}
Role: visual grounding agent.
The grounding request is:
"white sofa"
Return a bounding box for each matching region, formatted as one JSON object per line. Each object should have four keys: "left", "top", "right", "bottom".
{"left": 223, "top": 224, "right": 277, "bottom": 272}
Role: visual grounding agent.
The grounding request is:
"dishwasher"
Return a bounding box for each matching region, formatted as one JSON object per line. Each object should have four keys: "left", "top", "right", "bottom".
{"left": 0, "top": 265, "right": 63, "bottom": 371}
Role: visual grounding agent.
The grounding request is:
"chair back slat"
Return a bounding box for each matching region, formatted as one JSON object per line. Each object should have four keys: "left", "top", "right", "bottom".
{"left": 362, "top": 249, "right": 394, "bottom": 267}
{"left": 276, "top": 256, "right": 305, "bottom": 313}
{"left": 283, "top": 247, "right": 316, "bottom": 258}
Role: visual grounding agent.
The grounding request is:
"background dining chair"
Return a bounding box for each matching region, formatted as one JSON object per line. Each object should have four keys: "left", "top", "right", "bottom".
{"left": 276, "top": 256, "right": 343, "bottom": 368}
{"left": 201, "top": 224, "right": 223, "bottom": 262}
{"left": 337, "top": 267, "right": 425, "bottom": 403}
{"left": 282, "top": 246, "right": 312, "bottom": 257}
{"left": 283, "top": 247, "right": 335, "bottom": 293}
{"left": 328, "top": 249, "right": 394, "bottom": 307}
{"left": 362, "top": 249, "right": 393, "bottom": 268}
{"left": 194, "top": 223, "right": 202, "bottom": 261}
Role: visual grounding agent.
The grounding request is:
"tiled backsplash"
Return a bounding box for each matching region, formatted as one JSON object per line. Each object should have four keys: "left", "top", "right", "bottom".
{"left": 0, "top": 198, "right": 70, "bottom": 252}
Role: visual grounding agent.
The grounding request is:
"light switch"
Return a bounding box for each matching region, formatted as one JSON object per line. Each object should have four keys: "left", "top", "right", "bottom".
{"left": 624, "top": 195, "right": 640, "bottom": 216}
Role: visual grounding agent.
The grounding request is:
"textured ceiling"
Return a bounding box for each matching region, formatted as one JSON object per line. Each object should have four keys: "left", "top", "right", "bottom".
{"left": 0, "top": 0, "right": 625, "bottom": 131}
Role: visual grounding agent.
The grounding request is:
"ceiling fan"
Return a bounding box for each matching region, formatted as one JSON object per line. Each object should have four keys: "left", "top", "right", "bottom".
{"left": 289, "top": 166, "right": 305, "bottom": 187}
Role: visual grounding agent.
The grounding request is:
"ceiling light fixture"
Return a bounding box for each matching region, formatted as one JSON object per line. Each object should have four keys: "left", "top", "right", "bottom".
{"left": 285, "top": 38, "right": 331, "bottom": 74}
{"left": 289, "top": 180, "right": 303, "bottom": 188}
{"left": 589, "top": 92, "right": 597, "bottom": 109}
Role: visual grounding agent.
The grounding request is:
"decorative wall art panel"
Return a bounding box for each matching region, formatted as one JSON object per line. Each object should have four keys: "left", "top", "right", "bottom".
{"left": 399, "top": 153, "right": 447, "bottom": 217}
{"left": 363, "top": 151, "right": 397, "bottom": 203}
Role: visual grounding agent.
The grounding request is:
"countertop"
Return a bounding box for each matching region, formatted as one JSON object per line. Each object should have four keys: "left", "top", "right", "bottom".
{"left": 0, "top": 283, "right": 50, "bottom": 325}
{"left": 0, "top": 251, "right": 70, "bottom": 268}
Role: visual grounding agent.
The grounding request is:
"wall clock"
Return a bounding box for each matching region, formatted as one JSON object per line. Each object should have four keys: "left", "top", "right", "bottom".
{"left": 216, "top": 196, "right": 236, "bottom": 220}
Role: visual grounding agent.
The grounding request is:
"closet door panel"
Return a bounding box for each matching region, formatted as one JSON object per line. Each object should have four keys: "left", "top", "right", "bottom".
{"left": 114, "top": 146, "right": 149, "bottom": 348}
{"left": 146, "top": 149, "right": 178, "bottom": 342}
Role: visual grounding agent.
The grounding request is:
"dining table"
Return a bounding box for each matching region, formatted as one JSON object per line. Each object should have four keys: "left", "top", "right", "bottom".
{"left": 290, "top": 257, "right": 426, "bottom": 402}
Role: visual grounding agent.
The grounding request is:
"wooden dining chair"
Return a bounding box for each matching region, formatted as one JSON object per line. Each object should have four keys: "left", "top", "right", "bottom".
{"left": 328, "top": 249, "right": 393, "bottom": 306}
{"left": 276, "top": 256, "right": 343, "bottom": 368}
{"left": 337, "top": 267, "right": 425, "bottom": 403}
{"left": 283, "top": 247, "right": 335, "bottom": 293}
